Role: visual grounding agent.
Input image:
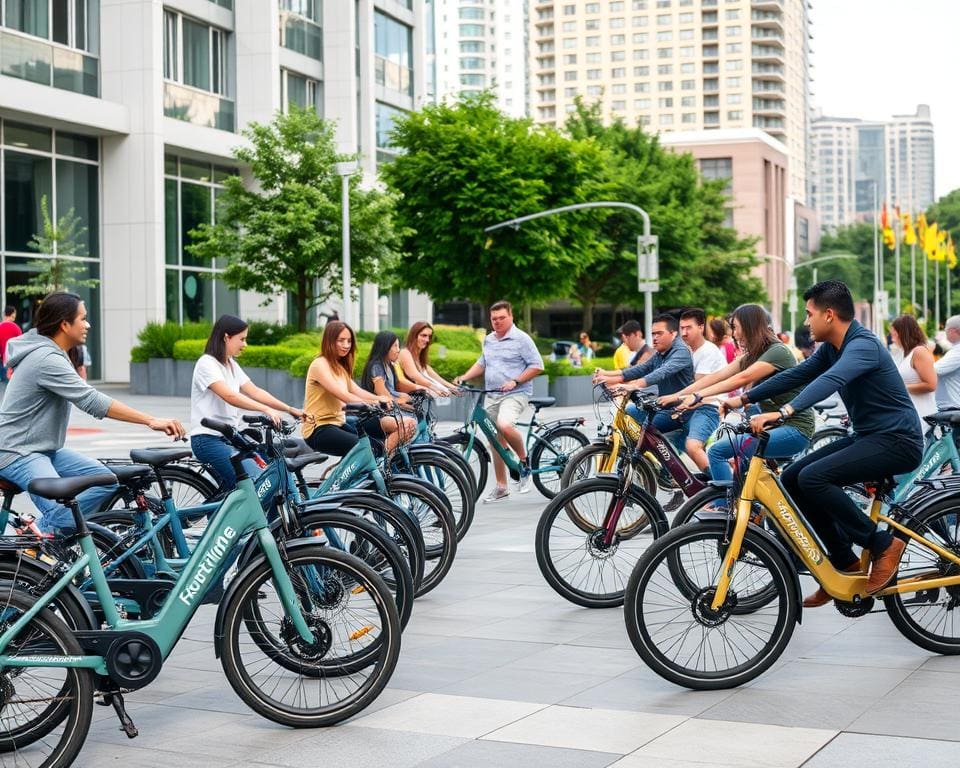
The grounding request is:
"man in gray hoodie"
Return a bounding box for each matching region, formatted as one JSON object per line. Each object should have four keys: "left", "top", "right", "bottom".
{"left": 0, "top": 293, "right": 185, "bottom": 534}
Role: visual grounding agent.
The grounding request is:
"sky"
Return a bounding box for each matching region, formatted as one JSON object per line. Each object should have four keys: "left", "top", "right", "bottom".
{"left": 811, "top": 0, "right": 957, "bottom": 199}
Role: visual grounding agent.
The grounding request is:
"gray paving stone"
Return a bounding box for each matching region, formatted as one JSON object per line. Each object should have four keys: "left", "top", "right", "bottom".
{"left": 801, "top": 732, "right": 960, "bottom": 767}
{"left": 846, "top": 670, "right": 960, "bottom": 740}
{"left": 440, "top": 666, "right": 613, "bottom": 704}
{"left": 417, "top": 739, "right": 621, "bottom": 768}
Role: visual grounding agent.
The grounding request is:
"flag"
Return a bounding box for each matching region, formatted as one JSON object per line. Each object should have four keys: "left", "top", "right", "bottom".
{"left": 881, "top": 202, "right": 896, "bottom": 249}
{"left": 918, "top": 212, "right": 928, "bottom": 242}
{"left": 948, "top": 235, "right": 958, "bottom": 270}
{"left": 925, "top": 221, "right": 940, "bottom": 259}
{"left": 902, "top": 212, "right": 917, "bottom": 246}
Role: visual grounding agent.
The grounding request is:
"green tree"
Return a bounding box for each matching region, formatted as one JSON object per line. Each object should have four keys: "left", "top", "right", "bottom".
{"left": 812, "top": 222, "right": 876, "bottom": 302}
{"left": 187, "top": 108, "right": 402, "bottom": 331}
{"left": 8, "top": 195, "right": 99, "bottom": 298}
{"left": 380, "top": 95, "right": 610, "bottom": 310}
{"left": 564, "top": 101, "right": 764, "bottom": 328}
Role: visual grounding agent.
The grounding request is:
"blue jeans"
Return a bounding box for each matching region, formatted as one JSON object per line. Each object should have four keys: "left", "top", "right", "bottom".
{"left": 0, "top": 449, "right": 118, "bottom": 533}
{"left": 191, "top": 434, "right": 261, "bottom": 492}
{"left": 707, "top": 425, "right": 809, "bottom": 482}
{"left": 627, "top": 405, "right": 719, "bottom": 452}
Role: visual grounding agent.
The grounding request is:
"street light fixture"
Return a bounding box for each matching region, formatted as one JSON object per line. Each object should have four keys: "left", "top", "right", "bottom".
{"left": 765, "top": 252, "right": 858, "bottom": 335}
{"left": 334, "top": 160, "right": 359, "bottom": 327}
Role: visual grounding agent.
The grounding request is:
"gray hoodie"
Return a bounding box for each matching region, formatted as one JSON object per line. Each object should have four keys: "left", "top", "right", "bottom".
{"left": 0, "top": 330, "right": 113, "bottom": 469}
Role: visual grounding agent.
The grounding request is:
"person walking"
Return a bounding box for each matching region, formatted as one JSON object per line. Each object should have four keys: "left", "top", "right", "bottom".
{"left": 453, "top": 301, "right": 544, "bottom": 502}
{"left": 613, "top": 320, "right": 653, "bottom": 369}
{"left": 0, "top": 305, "right": 22, "bottom": 383}
{"left": 0, "top": 293, "right": 184, "bottom": 534}
{"left": 890, "top": 315, "right": 937, "bottom": 420}
{"left": 190, "top": 315, "right": 306, "bottom": 492}
{"left": 934, "top": 315, "right": 960, "bottom": 410}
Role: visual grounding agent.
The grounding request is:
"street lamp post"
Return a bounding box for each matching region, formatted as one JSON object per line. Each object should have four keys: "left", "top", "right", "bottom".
{"left": 334, "top": 160, "right": 359, "bottom": 327}
{"left": 765, "top": 253, "right": 858, "bottom": 335}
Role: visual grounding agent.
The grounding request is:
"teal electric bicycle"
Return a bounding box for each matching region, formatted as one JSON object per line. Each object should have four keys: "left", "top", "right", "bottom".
{"left": 0, "top": 417, "right": 401, "bottom": 768}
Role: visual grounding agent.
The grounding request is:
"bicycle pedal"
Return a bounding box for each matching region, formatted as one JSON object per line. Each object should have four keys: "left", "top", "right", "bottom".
{"left": 110, "top": 692, "right": 139, "bottom": 739}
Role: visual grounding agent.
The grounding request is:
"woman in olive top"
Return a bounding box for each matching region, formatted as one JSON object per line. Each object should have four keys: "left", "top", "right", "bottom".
{"left": 658, "top": 303, "right": 815, "bottom": 480}
{"left": 302, "top": 321, "right": 411, "bottom": 456}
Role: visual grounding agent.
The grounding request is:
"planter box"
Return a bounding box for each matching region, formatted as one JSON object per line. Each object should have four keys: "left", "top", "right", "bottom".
{"left": 174, "top": 360, "right": 193, "bottom": 397}
{"left": 129, "top": 362, "right": 149, "bottom": 395}
{"left": 290, "top": 376, "right": 306, "bottom": 408}
{"left": 432, "top": 395, "right": 470, "bottom": 424}
{"left": 532, "top": 376, "right": 549, "bottom": 398}
{"left": 147, "top": 358, "right": 176, "bottom": 396}
{"left": 549, "top": 375, "right": 594, "bottom": 407}
{"left": 266, "top": 368, "right": 292, "bottom": 405}
{"left": 244, "top": 366, "right": 269, "bottom": 389}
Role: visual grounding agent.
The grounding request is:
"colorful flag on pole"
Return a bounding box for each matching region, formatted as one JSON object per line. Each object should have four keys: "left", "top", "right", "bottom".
{"left": 881, "top": 202, "right": 896, "bottom": 249}
{"left": 925, "top": 221, "right": 940, "bottom": 259}
{"left": 902, "top": 212, "right": 917, "bottom": 246}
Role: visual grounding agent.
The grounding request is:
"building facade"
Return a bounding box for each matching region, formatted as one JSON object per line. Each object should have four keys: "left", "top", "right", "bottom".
{"left": 811, "top": 104, "right": 935, "bottom": 231}
{"left": 432, "top": 0, "right": 528, "bottom": 116}
{"left": 1, "top": 0, "right": 429, "bottom": 381}
{"left": 528, "top": 0, "right": 811, "bottom": 202}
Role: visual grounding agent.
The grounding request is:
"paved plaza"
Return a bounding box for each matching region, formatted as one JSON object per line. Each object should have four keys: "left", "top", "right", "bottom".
{"left": 43, "top": 388, "right": 960, "bottom": 766}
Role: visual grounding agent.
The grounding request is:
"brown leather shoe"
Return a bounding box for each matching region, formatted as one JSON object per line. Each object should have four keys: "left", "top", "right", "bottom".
{"left": 802, "top": 561, "right": 860, "bottom": 608}
{"left": 867, "top": 537, "right": 906, "bottom": 593}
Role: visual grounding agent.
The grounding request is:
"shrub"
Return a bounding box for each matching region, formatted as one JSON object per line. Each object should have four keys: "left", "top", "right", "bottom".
{"left": 428, "top": 349, "right": 478, "bottom": 382}
{"left": 131, "top": 321, "right": 211, "bottom": 361}
{"left": 239, "top": 345, "right": 305, "bottom": 370}
{"left": 431, "top": 325, "right": 482, "bottom": 353}
{"left": 543, "top": 357, "right": 614, "bottom": 381}
{"left": 279, "top": 332, "right": 323, "bottom": 350}
{"left": 289, "top": 342, "right": 373, "bottom": 380}
{"left": 245, "top": 321, "right": 298, "bottom": 346}
{"left": 172, "top": 339, "right": 206, "bottom": 361}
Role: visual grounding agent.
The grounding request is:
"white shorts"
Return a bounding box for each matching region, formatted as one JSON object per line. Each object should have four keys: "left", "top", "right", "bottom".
{"left": 485, "top": 393, "right": 529, "bottom": 426}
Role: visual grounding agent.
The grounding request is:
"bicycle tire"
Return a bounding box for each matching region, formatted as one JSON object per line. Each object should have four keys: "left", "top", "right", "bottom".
{"left": 884, "top": 497, "right": 960, "bottom": 654}
{"left": 102, "top": 462, "right": 218, "bottom": 513}
{"left": 530, "top": 425, "right": 590, "bottom": 499}
{"left": 220, "top": 544, "right": 400, "bottom": 727}
{"left": 669, "top": 485, "right": 730, "bottom": 529}
{"left": 0, "top": 553, "right": 96, "bottom": 631}
{"left": 394, "top": 450, "right": 475, "bottom": 540}
{"left": 624, "top": 520, "right": 797, "bottom": 690}
{"left": 0, "top": 587, "right": 94, "bottom": 765}
{"left": 439, "top": 432, "right": 490, "bottom": 495}
{"left": 560, "top": 441, "right": 657, "bottom": 494}
{"left": 418, "top": 441, "right": 479, "bottom": 502}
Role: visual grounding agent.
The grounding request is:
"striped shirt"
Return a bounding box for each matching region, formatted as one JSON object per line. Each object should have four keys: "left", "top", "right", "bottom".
{"left": 477, "top": 326, "right": 544, "bottom": 396}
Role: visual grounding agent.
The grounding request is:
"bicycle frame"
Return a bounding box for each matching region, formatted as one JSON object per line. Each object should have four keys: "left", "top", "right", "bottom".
{"left": 0, "top": 475, "right": 315, "bottom": 671}
{"left": 709, "top": 430, "right": 960, "bottom": 612}
{"left": 887, "top": 426, "right": 960, "bottom": 504}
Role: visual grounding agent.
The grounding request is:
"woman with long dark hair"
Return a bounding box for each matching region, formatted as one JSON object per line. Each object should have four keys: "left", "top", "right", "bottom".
{"left": 397, "top": 322, "right": 456, "bottom": 396}
{"left": 361, "top": 331, "right": 412, "bottom": 402}
{"left": 890, "top": 314, "right": 937, "bottom": 419}
{"left": 659, "top": 303, "right": 815, "bottom": 480}
{"left": 0, "top": 292, "right": 185, "bottom": 534}
{"left": 190, "top": 314, "right": 305, "bottom": 490}
{"left": 302, "top": 321, "right": 412, "bottom": 456}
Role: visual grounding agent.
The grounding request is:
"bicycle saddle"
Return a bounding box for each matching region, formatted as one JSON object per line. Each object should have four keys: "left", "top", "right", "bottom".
{"left": 283, "top": 438, "right": 312, "bottom": 458}
{"left": 529, "top": 396, "right": 556, "bottom": 409}
{"left": 924, "top": 410, "right": 960, "bottom": 426}
{"left": 28, "top": 474, "right": 118, "bottom": 501}
{"left": 108, "top": 464, "right": 153, "bottom": 485}
{"left": 285, "top": 452, "right": 329, "bottom": 474}
{"left": 129, "top": 447, "right": 193, "bottom": 467}
{"left": 813, "top": 400, "right": 839, "bottom": 412}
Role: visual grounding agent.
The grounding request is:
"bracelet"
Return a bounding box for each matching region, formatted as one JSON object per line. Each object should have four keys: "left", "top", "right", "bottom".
{"left": 778, "top": 405, "right": 791, "bottom": 420}
{"left": 691, "top": 393, "right": 703, "bottom": 405}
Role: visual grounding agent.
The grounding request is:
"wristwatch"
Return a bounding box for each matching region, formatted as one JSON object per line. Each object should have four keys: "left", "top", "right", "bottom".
{"left": 778, "top": 405, "right": 792, "bottom": 420}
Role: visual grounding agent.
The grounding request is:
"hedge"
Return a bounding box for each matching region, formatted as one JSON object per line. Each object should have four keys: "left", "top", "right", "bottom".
{"left": 131, "top": 321, "right": 211, "bottom": 362}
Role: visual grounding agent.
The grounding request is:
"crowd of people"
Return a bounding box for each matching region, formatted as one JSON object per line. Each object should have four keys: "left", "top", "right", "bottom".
{"left": 0, "top": 282, "right": 956, "bottom": 605}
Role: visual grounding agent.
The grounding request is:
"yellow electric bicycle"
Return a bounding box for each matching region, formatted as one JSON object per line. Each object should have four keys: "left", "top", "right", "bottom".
{"left": 624, "top": 414, "right": 960, "bottom": 690}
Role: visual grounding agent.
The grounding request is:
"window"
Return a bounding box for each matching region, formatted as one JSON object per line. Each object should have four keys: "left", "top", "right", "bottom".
{"left": 681, "top": 112, "right": 696, "bottom": 123}
{"left": 587, "top": 68, "right": 601, "bottom": 79}
{"left": 162, "top": 11, "right": 233, "bottom": 129}
{"left": 611, "top": 50, "right": 625, "bottom": 61}
{"left": 681, "top": 79, "right": 694, "bottom": 89}
{"left": 656, "top": 31, "right": 672, "bottom": 41}
{"left": 612, "top": 100, "right": 625, "bottom": 110}
{"left": 458, "top": 23, "right": 484, "bottom": 36}
{"left": 639, "top": 115, "right": 651, "bottom": 125}
{"left": 679, "top": 45, "right": 694, "bottom": 57}
{"left": 633, "top": 15, "right": 648, "bottom": 26}
{"left": 657, "top": 47, "right": 671, "bottom": 58}
{"left": 563, "top": 4, "right": 576, "bottom": 14}
{"left": 725, "top": 25, "right": 740, "bottom": 36}
{"left": 610, "top": 17, "right": 625, "bottom": 28}
{"left": 679, "top": 12, "right": 693, "bottom": 22}
{"left": 725, "top": 59, "right": 742, "bottom": 70}
{"left": 562, "top": 20, "right": 576, "bottom": 31}
{"left": 562, "top": 53, "right": 577, "bottom": 64}
{"left": 163, "top": 155, "right": 238, "bottom": 325}
{"left": 609, "top": 1, "right": 624, "bottom": 10}
{"left": 656, "top": 14, "right": 671, "bottom": 25}
{"left": 279, "top": 0, "right": 322, "bottom": 60}
{"left": 564, "top": 86, "right": 577, "bottom": 97}
{"left": 586, "top": 35, "right": 600, "bottom": 46}
{"left": 634, "top": 81, "right": 649, "bottom": 91}
{"left": 281, "top": 69, "right": 321, "bottom": 115}
{"left": 657, "top": 80, "right": 672, "bottom": 91}
{"left": 562, "top": 37, "right": 576, "bottom": 48}
{"left": 459, "top": 73, "right": 484, "bottom": 85}
{"left": 375, "top": 11, "right": 414, "bottom": 95}
{"left": 679, "top": 29, "right": 694, "bottom": 39}
{"left": 585, "top": 18, "right": 600, "bottom": 29}
{"left": 586, "top": 51, "right": 601, "bottom": 62}
{"left": 587, "top": 85, "right": 602, "bottom": 95}
{"left": 724, "top": 8, "right": 739, "bottom": 19}
{"left": 700, "top": 157, "right": 732, "bottom": 182}
{"left": 3, "top": 0, "right": 99, "bottom": 52}
{"left": 585, "top": 2, "right": 600, "bottom": 11}
{"left": 564, "top": 70, "right": 577, "bottom": 81}
{"left": 460, "top": 40, "right": 484, "bottom": 52}
{"left": 611, "top": 83, "right": 626, "bottom": 93}
{"left": 460, "top": 57, "right": 484, "bottom": 69}
{"left": 611, "top": 67, "right": 625, "bottom": 77}
{"left": 634, "top": 98, "right": 650, "bottom": 108}
{"left": 725, "top": 76, "right": 740, "bottom": 87}
{"left": 632, "top": 0, "right": 647, "bottom": 8}
{"left": 725, "top": 42, "right": 741, "bottom": 53}
{"left": 375, "top": 101, "right": 406, "bottom": 162}
{"left": 659, "top": 113, "right": 673, "bottom": 125}
{"left": 633, "top": 65, "right": 649, "bottom": 76}
{"left": 681, "top": 95, "right": 695, "bottom": 106}
{"left": 680, "top": 62, "right": 694, "bottom": 73}
{"left": 459, "top": 7, "right": 483, "bottom": 19}
{"left": 726, "top": 92, "right": 741, "bottom": 104}
{"left": 658, "top": 97, "right": 672, "bottom": 107}
{"left": 610, "top": 34, "right": 625, "bottom": 44}
{"left": 632, "top": 32, "right": 648, "bottom": 43}
{"left": 727, "top": 110, "right": 742, "bottom": 120}
{"left": 657, "top": 63, "right": 672, "bottom": 74}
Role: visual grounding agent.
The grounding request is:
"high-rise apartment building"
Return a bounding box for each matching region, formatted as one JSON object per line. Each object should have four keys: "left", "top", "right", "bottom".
{"left": 529, "top": 0, "right": 811, "bottom": 201}
{"left": 1, "top": 0, "right": 428, "bottom": 381}
{"left": 432, "top": 0, "right": 527, "bottom": 116}
{"left": 810, "top": 104, "right": 935, "bottom": 231}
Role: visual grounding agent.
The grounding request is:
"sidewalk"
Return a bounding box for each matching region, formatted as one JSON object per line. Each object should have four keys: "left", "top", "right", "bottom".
{"left": 46, "top": 389, "right": 960, "bottom": 766}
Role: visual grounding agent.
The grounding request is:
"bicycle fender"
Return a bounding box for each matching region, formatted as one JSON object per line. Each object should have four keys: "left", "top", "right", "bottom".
{"left": 540, "top": 418, "right": 586, "bottom": 431}
{"left": 213, "top": 537, "right": 331, "bottom": 659}
{"left": 685, "top": 513, "right": 804, "bottom": 624}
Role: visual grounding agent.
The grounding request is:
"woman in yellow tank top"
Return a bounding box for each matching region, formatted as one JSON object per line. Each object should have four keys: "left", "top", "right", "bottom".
{"left": 302, "top": 321, "right": 410, "bottom": 456}
{"left": 396, "top": 322, "right": 458, "bottom": 395}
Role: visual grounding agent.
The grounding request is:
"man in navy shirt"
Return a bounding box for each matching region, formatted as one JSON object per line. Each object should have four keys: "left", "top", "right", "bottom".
{"left": 723, "top": 281, "right": 923, "bottom": 603}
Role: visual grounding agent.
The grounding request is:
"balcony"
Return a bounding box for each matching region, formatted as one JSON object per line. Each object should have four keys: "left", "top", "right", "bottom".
{"left": 702, "top": 44, "right": 719, "bottom": 58}
{"left": 752, "top": 79, "right": 784, "bottom": 93}
{"left": 0, "top": 29, "right": 98, "bottom": 97}
{"left": 703, "top": 78, "right": 719, "bottom": 92}
{"left": 752, "top": 44, "right": 785, "bottom": 62}
{"left": 752, "top": 62, "right": 785, "bottom": 79}
{"left": 751, "top": 0, "right": 783, "bottom": 8}
{"left": 279, "top": 12, "right": 322, "bottom": 60}
{"left": 752, "top": 96, "right": 785, "bottom": 113}
{"left": 752, "top": 28, "right": 784, "bottom": 42}
{"left": 375, "top": 56, "right": 413, "bottom": 96}
{"left": 702, "top": 29, "right": 718, "bottom": 41}
{"left": 751, "top": 9, "right": 783, "bottom": 27}
{"left": 164, "top": 82, "right": 234, "bottom": 132}
{"left": 753, "top": 115, "right": 784, "bottom": 130}
{"left": 704, "top": 111, "right": 720, "bottom": 126}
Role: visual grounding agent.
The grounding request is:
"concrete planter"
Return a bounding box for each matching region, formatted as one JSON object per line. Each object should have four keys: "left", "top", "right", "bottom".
{"left": 174, "top": 360, "right": 193, "bottom": 397}
{"left": 290, "top": 376, "right": 306, "bottom": 408}
{"left": 129, "top": 362, "right": 149, "bottom": 395}
{"left": 549, "top": 375, "right": 594, "bottom": 407}
{"left": 532, "top": 376, "right": 549, "bottom": 398}
{"left": 244, "top": 366, "right": 269, "bottom": 389}
{"left": 147, "top": 358, "right": 176, "bottom": 396}
{"left": 266, "top": 368, "right": 292, "bottom": 405}
{"left": 432, "top": 395, "right": 470, "bottom": 424}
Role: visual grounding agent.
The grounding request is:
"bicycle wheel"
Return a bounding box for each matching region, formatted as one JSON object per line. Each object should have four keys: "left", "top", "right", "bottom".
{"left": 536, "top": 477, "right": 668, "bottom": 608}
{"left": 0, "top": 553, "right": 95, "bottom": 632}
{"left": 669, "top": 485, "right": 730, "bottom": 529}
{"left": 220, "top": 545, "right": 400, "bottom": 727}
{"left": 103, "top": 462, "right": 217, "bottom": 512}
{"left": 386, "top": 477, "right": 457, "bottom": 597}
{"left": 802, "top": 427, "right": 850, "bottom": 456}
{"left": 439, "top": 432, "right": 490, "bottom": 496}
{"left": 421, "top": 442, "right": 479, "bottom": 503}
{"left": 0, "top": 588, "right": 94, "bottom": 765}
{"left": 624, "top": 521, "right": 797, "bottom": 690}
{"left": 395, "top": 450, "right": 475, "bottom": 541}
{"left": 530, "top": 426, "right": 590, "bottom": 499}
{"left": 297, "top": 511, "right": 414, "bottom": 630}
{"left": 884, "top": 498, "right": 960, "bottom": 654}
{"left": 560, "top": 442, "right": 657, "bottom": 494}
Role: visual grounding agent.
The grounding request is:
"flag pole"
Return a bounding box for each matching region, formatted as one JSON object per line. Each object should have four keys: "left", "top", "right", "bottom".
{"left": 947, "top": 258, "right": 951, "bottom": 319}
{"left": 894, "top": 215, "right": 901, "bottom": 314}
{"left": 924, "top": 247, "right": 929, "bottom": 321}
{"left": 936, "top": 255, "right": 941, "bottom": 331}
{"left": 911, "top": 240, "right": 916, "bottom": 314}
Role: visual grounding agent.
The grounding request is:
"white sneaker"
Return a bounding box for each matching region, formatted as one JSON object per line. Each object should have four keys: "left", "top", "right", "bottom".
{"left": 517, "top": 467, "right": 532, "bottom": 494}
{"left": 483, "top": 486, "right": 510, "bottom": 503}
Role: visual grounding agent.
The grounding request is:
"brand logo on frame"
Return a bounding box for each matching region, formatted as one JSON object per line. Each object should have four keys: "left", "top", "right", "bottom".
{"left": 918, "top": 449, "right": 945, "bottom": 480}
{"left": 775, "top": 500, "right": 823, "bottom": 565}
{"left": 329, "top": 461, "right": 358, "bottom": 492}
{"left": 178, "top": 526, "right": 237, "bottom": 606}
{"left": 256, "top": 476, "right": 273, "bottom": 499}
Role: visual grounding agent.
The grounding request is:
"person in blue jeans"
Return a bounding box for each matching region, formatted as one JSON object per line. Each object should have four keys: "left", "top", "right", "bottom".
{"left": 190, "top": 315, "right": 306, "bottom": 492}
{"left": 0, "top": 293, "right": 186, "bottom": 534}
{"left": 659, "top": 303, "right": 815, "bottom": 480}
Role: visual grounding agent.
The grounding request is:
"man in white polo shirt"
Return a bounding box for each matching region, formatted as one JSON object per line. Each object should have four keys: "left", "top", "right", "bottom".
{"left": 934, "top": 315, "right": 960, "bottom": 410}
{"left": 454, "top": 300, "right": 544, "bottom": 502}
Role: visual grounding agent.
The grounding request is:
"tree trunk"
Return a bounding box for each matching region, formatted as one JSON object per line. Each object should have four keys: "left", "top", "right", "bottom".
{"left": 295, "top": 278, "right": 308, "bottom": 332}
{"left": 580, "top": 303, "right": 594, "bottom": 334}
{"left": 610, "top": 305, "right": 620, "bottom": 338}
